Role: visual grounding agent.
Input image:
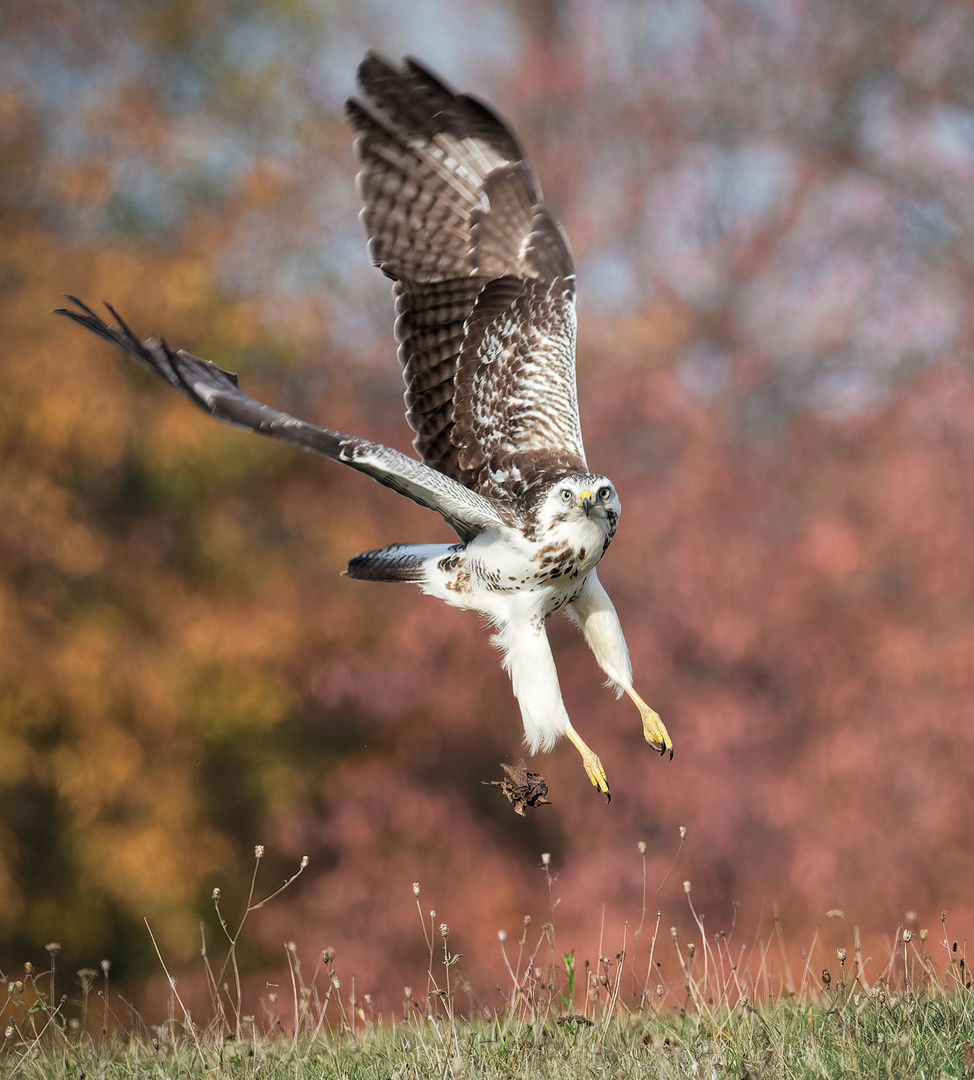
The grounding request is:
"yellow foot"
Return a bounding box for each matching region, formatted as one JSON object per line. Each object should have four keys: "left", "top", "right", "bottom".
{"left": 564, "top": 723, "right": 610, "bottom": 801}
{"left": 626, "top": 688, "right": 673, "bottom": 759}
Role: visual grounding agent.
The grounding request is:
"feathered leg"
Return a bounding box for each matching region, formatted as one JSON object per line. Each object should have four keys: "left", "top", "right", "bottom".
{"left": 493, "top": 615, "right": 610, "bottom": 798}
{"left": 567, "top": 571, "right": 673, "bottom": 759}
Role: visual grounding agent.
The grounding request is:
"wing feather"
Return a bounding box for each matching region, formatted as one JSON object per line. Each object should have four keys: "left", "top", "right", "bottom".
{"left": 347, "top": 53, "right": 586, "bottom": 499}
{"left": 53, "top": 298, "right": 512, "bottom": 543}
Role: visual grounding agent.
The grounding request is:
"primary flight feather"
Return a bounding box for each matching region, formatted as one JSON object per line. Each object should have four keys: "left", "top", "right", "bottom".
{"left": 56, "top": 52, "right": 672, "bottom": 799}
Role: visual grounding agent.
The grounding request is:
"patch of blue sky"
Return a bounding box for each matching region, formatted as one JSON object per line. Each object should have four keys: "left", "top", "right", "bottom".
{"left": 578, "top": 250, "right": 645, "bottom": 316}
{"left": 303, "top": 0, "right": 522, "bottom": 91}
{"left": 104, "top": 156, "right": 191, "bottom": 238}
{"left": 579, "top": 135, "right": 654, "bottom": 223}
{"left": 806, "top": 361, "right": 891, "bottom": 420}
{"left": 677, "top": 340, "right": 731, "bottom": 402}
{"left": 589, "top": 0, "right": 704, "bottom": 80}
{"left": 157, "top": 57, "right": 208, "bottom": 112}
{"left": 327, "top": 303, "right": 386, "bottom": 359}
{"left": 898, "top": 198, "right": 960, "bottom": 254}
{"left": 318, "top": 225, "right": 377, "bottom": 282}
{"left": 648, "top": 143, "right": 794, "bottom": 304}
{"left": 167, "top": 124, "right": 254, "bottom": 190}
{"left": 733, "top": 0, "right": 801, "bottom": 28}
{"left": 0, "top": 27, "right": 146, "bottom": 157}
{"left": 927, "top": 104, "right": 974, "bottom": 171}
{"left": 222, "top": 11, "right": 296, "bottom": 75}
{"left": 854, "top": 279, "right": 961, "bottom": 360}
{"left": 850, "top": 72, "right": 898, "bottom": 156}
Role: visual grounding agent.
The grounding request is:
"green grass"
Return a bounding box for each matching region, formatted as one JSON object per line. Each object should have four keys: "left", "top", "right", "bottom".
{"left": 4, "top": 849, "right": 974, "bottom": 1077}
{"left": 5, "top": 993, "right": 974, "bottom": 1078}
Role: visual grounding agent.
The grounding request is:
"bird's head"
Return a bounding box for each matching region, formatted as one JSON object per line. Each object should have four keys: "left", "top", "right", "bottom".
{"left": 540, "top": 473, "right": 621, "bottom": 540}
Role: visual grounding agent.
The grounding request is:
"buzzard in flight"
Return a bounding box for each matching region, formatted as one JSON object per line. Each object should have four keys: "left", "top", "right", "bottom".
{"left": 57, "top": 53, "right": 672, "bottom": 799}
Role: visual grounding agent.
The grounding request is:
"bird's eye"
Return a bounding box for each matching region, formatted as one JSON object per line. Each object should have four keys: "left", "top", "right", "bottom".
{"left": 598, "top": 486, "right": 611, "bottom": 501}
{"left": 560, "top": 489, "right": 574, "bottom": 503}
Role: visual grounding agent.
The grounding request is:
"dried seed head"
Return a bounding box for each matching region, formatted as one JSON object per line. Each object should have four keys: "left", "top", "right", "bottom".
{"left": 837, "top": 947, "right": 847, "bottom": 963}
{"left": 920, "top": 928, "right": 928, "bottom": 942}
{"left": 670, "top": 926, "right": 678, "bottom": 941}
{"left": 439, "top": 923, "right": 449, "bottom": 938}
{"left": 286, "top": 941, "right": 297, "bottom": 953}
{"left": 45, "top": 943, "right": 61, "bottom": 955}
{"left": 541, "top": 853, "right": 551, "bottom": 867}
{"left": 637, "top": 841, "right": 647, "bottom": 855}
{"left": 679, "top": 826, "right": 687, "bottom": 840}
{"left": 299, "top": 855, "right": 309, "bottom": 869}
{"left": 254, "top": 844, "right": 265, "bottom": 859}
{"left": 322, "top": 947, "right": 336, "bottom": 964}
{"left": 100, "top": 960, "right": 111, "bottom": 974}
{"left": 498, "top": 930, "right": 507, "bottom": 943}
{"left": 902, "top": 930, "right": 913, "bottom": 943}
{"left": 656, "top": 984, "right": 664, "bottom": 998}
{"left": 23, "top": 962, "right": 32, "bottom": 975}
{"left": 822, "top": 968, "right": 832, "bottom": 987}
{"left": 523, "top": 915, "right": 532, "bottom": 928}
{"left": 212, "top": 887, "right": 222, "bottom": 901}
{"left": 412, "top": 882, "right": 420, "bottom": 897}
{"left": 942, "top": 911, "right": 947, "bottom": 922}
{"left": 404, "top": 987, "right": 413, "bottom": 999}
{"left": 683, "top": 880, "right": 692, "bottom": 894}
{"left": 905, "top": 910, "right": 917, "bottom": 923}
{"left": 686, "top": 943, "right": 696, "bottom": 959}
{"left": 330, "top": 974, "right": 340, "bottom": 989}
{"left": 4, "top": 1026, "right": 13, "bottom": 1039}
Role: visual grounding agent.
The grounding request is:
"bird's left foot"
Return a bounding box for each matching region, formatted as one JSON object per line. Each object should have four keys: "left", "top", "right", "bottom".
{"left": 627, "top": 688, "right": 674, "bottom": 759}
{"left": 564, "top": 723, "right": 611, "bottom": 801}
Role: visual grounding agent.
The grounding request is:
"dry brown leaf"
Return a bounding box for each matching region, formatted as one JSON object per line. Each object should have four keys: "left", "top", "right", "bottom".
{"left": 484, "top": 760, "right": 551, "bottom": 816}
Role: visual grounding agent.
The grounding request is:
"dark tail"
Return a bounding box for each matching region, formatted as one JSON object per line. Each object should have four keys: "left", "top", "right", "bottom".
{"left": 344, "top": 543, "right": 461, "bottom": 584}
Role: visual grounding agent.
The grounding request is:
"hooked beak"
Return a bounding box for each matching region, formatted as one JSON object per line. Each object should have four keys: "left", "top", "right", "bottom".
{"left": 579, "top": 489, "right": 593, "bottom": 516}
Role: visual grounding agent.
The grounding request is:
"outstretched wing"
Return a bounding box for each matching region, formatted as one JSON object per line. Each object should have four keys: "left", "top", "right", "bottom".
{"left": 346, "top": 53, "right": 587, "bottom": 501}
{"left": 54, "top": 298, "right": 513, "bottom": 544}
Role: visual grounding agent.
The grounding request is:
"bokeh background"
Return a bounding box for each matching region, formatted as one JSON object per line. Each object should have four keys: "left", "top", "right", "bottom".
{"left": 3, "top": 0, "right": 974, "bottom": 1013}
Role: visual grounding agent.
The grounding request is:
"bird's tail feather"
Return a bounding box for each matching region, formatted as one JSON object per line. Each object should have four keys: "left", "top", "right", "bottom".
{"left": 344, "top": 543, "right": 460, "bottom": 584}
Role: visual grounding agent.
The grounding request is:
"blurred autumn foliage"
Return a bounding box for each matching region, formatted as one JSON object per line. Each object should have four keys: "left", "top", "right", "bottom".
{"left": 3, "top": 0, "right": 974, "bottom": 1007}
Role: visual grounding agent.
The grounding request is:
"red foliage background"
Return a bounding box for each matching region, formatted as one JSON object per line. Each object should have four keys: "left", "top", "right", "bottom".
{"left": 2, "top": 0, "right": 974, "bottom": 1015}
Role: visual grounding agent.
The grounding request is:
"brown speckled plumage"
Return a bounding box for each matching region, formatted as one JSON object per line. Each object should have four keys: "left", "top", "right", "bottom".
{"left": 346, "top": 53, "right": 586, "bottom": 505}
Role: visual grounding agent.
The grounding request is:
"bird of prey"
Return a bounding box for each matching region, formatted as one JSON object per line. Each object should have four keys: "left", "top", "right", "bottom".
{"left": 56, "top": 52, "right": 672, "bottom": 799}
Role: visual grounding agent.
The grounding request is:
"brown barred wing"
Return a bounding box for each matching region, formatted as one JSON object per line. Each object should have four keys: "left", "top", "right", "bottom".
{"left": 346, "top": 53, "right": 584, "bottom": 495}
{"left": 54, "top": 298, "right": 513, "bottom": 544}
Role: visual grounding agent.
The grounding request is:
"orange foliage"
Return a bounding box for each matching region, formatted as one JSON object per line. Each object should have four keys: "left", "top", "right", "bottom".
{"left": 2, "top": 0, "right": 974, "bottom": 1011}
